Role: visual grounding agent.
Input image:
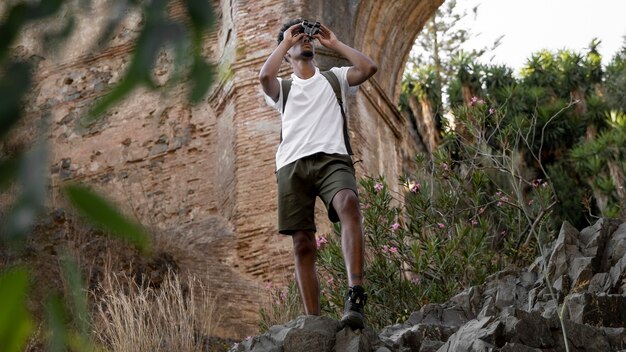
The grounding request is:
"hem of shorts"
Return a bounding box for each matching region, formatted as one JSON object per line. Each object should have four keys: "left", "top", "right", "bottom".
{"left": 278, "top": 227, "right": 317, "bottom": 235}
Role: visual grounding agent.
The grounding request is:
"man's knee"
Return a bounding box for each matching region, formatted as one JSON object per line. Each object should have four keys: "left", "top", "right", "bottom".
{"left": 333, "top": 189, "right": 361, "bottom": 220}
{"left": 292, "top": 231, "right": 317, "bottom": 258}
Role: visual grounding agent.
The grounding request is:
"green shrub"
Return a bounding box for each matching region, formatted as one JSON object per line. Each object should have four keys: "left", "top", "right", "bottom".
{"left": 262, "top": 100, "right": 559, "bottom": 330}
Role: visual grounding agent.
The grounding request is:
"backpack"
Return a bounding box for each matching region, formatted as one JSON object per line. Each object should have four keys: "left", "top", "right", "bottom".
{"left": 279, "top": 70, "right": 353, "bottom": 155}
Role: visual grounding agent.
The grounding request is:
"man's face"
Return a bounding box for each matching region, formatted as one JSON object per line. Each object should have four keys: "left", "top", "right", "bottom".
{"left": 289, "top": 35, "right": 315, "bottom": 60}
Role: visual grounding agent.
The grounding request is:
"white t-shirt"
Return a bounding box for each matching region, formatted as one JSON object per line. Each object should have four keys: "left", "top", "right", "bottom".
{"left": 264, "top": 66, "right": 358, "bottom": 171}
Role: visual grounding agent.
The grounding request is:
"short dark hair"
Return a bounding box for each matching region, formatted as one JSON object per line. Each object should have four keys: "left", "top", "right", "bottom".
{"left": 277, "top": 18, "right": 302, "bottom": 45}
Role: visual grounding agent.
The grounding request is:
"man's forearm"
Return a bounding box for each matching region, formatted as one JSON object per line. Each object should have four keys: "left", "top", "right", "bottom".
{"left": 259, "top": 41, "right": 291, "bottom": 100}
{"left": 260, "top": 41, "right": 290, "bottom": 82}
{"left": 330, "top": 41, "right": 378, "bottom": 84}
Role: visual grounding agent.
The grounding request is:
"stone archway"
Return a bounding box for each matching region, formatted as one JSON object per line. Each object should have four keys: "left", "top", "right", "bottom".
{"left": 10, "top": 0, "right": 443, "bottom": 338}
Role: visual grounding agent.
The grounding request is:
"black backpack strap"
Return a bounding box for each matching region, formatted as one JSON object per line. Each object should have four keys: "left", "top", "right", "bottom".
{"left": 321, "top": 70, "right": 353, "bottom": 155}
{"left": 280, "top": 78, "right": 292, "bottom": 142}
{"left": 281, "top": 78, "right": 292, "bottom": 115}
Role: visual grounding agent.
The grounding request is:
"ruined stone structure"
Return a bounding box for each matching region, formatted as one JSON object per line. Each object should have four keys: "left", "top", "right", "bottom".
{"left": 10, "top": 0, "right": 442, "bottom": 338}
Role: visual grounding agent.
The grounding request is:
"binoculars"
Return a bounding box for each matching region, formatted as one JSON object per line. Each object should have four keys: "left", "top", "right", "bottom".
{"left": 299, "top": 20, "right": 321, "bottom": 37}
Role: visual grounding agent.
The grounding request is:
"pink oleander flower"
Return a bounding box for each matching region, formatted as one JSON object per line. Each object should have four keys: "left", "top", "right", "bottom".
{"left": 361, "top": 203, "right": 371, "bottom": 210}
{"left": 410, "top": 276, "right": 421, "bottom": 285}
{"left": 479, "top": 207, "right": 485, "bottom": 214}
{"left": 382, "top": 245, "right": 389, "bottom": 253}
{"left": 471, "top": 219, "right": 478, "bottom": 226}
{"left": 374, "top": 182, "right": 384, "bottom": 192}
{"left": 316, "top": 235, "right": 328, "bottom": 249}
{"left": 470, "top": 96, "right": 478, "bottom": 106}
{"left": 389, "top": 246, "right": 399, "bottom": 254}
{"left": 391, "top": 222, "right": 400, "bottom": 231}
{"left": 489, "top": 107, "right": 496, "bottom": 114}
{"left": 279, "top": 290, "right": 287, "bottom": 301}
{"left": 264, "top": 281, "right": 272, "bottom": 290}
{"left": 437, "top": 223, "right": 445, "bottom": 229}
{"left": 410, "top": 182, "right": 421, "bottom": 193}
{"left": 326, "top": 277, "right": 334, "bottom": 285}
{"left": 496, "top": 201, "right": 503, "bottom": 207}
{"left": 441, "top": 163, "right": 449, "bottom": 172}
{"left": 528, "top": 199, "right": 535, "bottom": 206}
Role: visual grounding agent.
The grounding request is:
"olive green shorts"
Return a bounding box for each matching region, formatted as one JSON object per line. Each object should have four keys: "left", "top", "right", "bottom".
{"left": 276, "top": 153, "right": 358, "bottom": 234}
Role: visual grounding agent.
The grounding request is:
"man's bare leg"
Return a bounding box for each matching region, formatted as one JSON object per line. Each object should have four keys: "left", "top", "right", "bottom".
{"left": 331, "top": 189, "right": 365, "bottom": 286}
{"left": 291, "top": 230, "right": 320, "bottom": 315}
{"left": 332, "top": 188, "right": 367, "bottom": 329}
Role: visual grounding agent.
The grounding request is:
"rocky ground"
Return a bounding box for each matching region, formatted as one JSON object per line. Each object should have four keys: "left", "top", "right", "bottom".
{"left": 231, "top": 218, "right": 626, "bottom": 352}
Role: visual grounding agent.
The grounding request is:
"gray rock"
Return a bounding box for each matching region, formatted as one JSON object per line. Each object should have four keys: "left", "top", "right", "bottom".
{"left": 379, "top": 323, "right": 456, "bottom": 352}
{"left": 419, "top": 339, "right": 444, "bottom": 352}
{"left": 374, "top": 348, "right": 392, "bottom": 352}
{"left": 609, "top": 254, "right": 626, "bottom": 292}
{"left": 435, "top": 317, "right": 504, "bottom": 352}
{"left": 231, "top": 315, "right": 340, "bottom": 352}
{"left": 501, "top": 308, "right": 554, "bottom": 348}
{"left": 407, "top": 303, "right": 470, "bottom": 328}
{"left": 282, "top": 316, "right": 340, "bottom": 352}
{"left": 500, "top": 342, "right": 541, "bottom": 352}
{"left": 546, "top": 222, "right": 582, "bottom": 282}
{"left": 334, "top": 327, "right": 371, "bottom": 352}
{"left": 378, "top": 325, "right": 420, "bottom": 352}
{"left": 601, "top": 221, "right": 626, "bottom": 269}
{"left": 588, "top": 272, "right": 611, "bottom": 293}
{"left": 603, "top": 327, "right": 626, "bottom": 351}
{"left": 565, "top": 293, "right": 626, "bottom": 327}
{"left": 555, "top": 320, "right": 612, "bottom": 352}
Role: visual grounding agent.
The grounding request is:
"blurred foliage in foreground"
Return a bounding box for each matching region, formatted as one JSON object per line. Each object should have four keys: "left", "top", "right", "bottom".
{"left": 0, "top": 1, "right": 215, "bottom": 350}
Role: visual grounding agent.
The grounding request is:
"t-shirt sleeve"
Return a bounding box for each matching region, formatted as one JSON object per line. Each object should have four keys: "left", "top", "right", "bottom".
{"left": 263, "top": 77, "right": 283, "bottom": 112}
{"left": 330, "top": 66, "right": 359, "bottom": 97}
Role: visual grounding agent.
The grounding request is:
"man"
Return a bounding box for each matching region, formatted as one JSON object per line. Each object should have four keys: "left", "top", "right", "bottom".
{"left": 259, "top": 18, "right": 377, "bottom": 329}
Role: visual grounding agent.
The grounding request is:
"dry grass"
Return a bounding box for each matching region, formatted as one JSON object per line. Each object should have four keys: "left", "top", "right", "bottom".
{"left": 258, "top": 280, "right": 302, "bottom": 332}
{"left": 92, "top": 270, "right": 221, "bottom": 352}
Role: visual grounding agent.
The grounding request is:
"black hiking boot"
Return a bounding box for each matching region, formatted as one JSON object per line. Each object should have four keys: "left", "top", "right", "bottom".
{"left": 341, "top": 285, "right": 367, "bottom": 330}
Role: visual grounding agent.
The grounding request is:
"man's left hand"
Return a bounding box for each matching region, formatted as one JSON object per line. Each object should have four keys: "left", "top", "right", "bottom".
{"left": 314, "top": 24, "right": 340, "bottom": 49}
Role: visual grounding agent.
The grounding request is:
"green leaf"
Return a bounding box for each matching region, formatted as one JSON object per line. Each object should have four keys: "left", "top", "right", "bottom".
{"left": 86, "top": 77, "right": 137, "bottom": 120}
{"left": 0, "top": 61, "right": 31, "bottom": 140}
{"left": 1, "top": 200, "right": 39, "bottom": 243}
{"left": 45, "top": 294, "right": 68, "bottom": 352}
{"left": 0, "top": 0, "right": 64, "bottom": 62}
{"left": 1, "top": 142, "right": 48, "bottom": 243}
{"left": 60, "top": 253, "right": 90, "bottom": 340}
{"left": 184, "top": 0, "right": 216, "bottom": 31}
{"left": 189, "top": 58, "right": 215, "bottom": 103}
{"left": 0, "top": 267, "right": 33, "bottom": 352}
{"left": 0, "top": 154, "right": 20, "bottom": 190}
{"left": 63, "top": 184, "right": 151, "bottom": 253}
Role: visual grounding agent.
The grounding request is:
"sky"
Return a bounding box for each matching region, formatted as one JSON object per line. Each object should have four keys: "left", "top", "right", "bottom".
{"left": 442, "top": 0, "right": 626, "bottom": 74}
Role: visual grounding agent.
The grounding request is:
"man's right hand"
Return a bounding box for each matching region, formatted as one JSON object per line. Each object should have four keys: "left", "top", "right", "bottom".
{"left": 259, "top": 22, "right": 305, "bottom": 102}
{"left": 282, "top": 23, "right": 306, "bottom": 48}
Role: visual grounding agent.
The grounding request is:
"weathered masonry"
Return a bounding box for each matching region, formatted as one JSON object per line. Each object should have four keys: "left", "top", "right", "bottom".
{"left": 11, "top": 0, "right": 442, "bottom": 337}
